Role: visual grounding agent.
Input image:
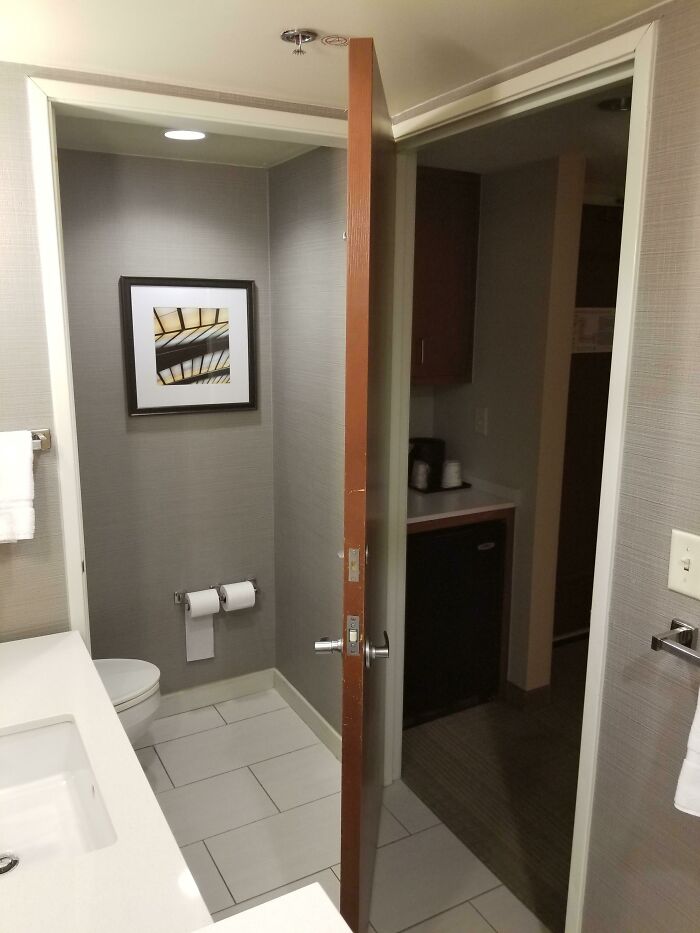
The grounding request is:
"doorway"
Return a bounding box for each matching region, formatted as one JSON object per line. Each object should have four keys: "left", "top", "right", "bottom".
{"left": 393, "top": 77, "right": 639, "bottom": 933}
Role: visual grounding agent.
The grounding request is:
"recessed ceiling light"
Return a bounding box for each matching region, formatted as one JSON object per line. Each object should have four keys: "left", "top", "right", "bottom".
{"left": 164, "top": 129, "right": 206, "bottom": 141}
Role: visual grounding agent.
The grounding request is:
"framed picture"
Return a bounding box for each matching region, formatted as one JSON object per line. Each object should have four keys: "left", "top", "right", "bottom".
{"left": 119, "top": 276, "right": 256, "bottom": 415}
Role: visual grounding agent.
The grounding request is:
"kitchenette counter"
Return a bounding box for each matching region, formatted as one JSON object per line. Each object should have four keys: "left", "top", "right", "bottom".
{"left": 407, "top": 485, "right": 515, "bottom": 531}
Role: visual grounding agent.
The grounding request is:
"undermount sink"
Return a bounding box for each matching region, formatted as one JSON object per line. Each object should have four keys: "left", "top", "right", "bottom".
{"left": 0, "top": 717, "right": 116, "bottom": 872}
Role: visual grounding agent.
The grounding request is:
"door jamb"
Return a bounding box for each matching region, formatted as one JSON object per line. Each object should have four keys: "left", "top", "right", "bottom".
{"left": 382, "top": 23, "right": 657, "bottom": 933}
{"left": 27, "top": 77, "right": 347, "bottom": 649}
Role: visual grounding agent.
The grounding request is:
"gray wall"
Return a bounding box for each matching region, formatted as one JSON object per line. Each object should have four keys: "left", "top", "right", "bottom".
{"left": 0, "top": 63, "right": 69, "bottom": 642}
{"left": 58, "top": 150, "right": 275, "bottom": 692}
{"left": 433, "top": 160, "right": 560, "bottom": 690}
{"left": 583, "top": 1, "right": 700, "bottom": 928}
{"left": 269, "top": 148, "right": 346, "bottom": 731}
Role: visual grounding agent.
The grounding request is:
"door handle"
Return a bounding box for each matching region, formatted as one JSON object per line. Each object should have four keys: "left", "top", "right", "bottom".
{"left": 315, "top": 637, "right": 343, "bottom": 655}
{"left": 365, "top": 631, "right": 390, "bottom": 669}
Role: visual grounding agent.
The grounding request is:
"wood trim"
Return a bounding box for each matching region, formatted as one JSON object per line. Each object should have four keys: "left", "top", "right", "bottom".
{"left": 407, "top": 506, "right": 515, "bottom": 534}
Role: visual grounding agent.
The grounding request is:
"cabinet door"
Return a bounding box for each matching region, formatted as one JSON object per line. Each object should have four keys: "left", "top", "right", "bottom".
{"left": 411, "top": 166, "right": 480, "bottom": 385}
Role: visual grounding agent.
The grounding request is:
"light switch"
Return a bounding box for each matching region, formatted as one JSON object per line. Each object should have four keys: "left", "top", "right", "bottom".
{"left": 668, "top": 529, "right": 700, "bottom": 599}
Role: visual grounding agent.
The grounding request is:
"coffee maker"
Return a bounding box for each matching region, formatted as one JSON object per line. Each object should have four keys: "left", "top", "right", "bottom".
{"left": 408, "top": 437, "right": 446, "bottom": 492}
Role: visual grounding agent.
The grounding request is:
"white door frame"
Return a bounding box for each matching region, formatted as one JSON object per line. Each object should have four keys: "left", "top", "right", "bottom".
{"left": 382, "top": 22, "right": 657, "bottom": 933}
{"left": 26, "top": 77, "right": 348, "bottom": 650}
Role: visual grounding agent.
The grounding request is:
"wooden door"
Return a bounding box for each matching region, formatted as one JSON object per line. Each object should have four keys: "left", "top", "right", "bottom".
{"left": 340, "top": 37, "right": 396, "bottom": 933}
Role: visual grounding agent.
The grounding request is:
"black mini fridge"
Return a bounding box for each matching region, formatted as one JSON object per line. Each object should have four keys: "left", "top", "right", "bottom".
{"left": 403, "top": 520, "right": 506, "bottom": 727}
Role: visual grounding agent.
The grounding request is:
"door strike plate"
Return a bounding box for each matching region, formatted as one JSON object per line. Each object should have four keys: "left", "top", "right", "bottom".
{"left": 347, "top": 615, "right": 360, "bottom": 656}
{"left": 348, "top": 548, "right": 360, "bottom": 583}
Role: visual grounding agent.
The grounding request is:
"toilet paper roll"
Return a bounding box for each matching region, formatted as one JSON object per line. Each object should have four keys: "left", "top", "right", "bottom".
{"left": 219, "top": 580, "right": 256, "bottom": 612}
{"left": 184, "top": 588, "right": 219, "bottom": 662}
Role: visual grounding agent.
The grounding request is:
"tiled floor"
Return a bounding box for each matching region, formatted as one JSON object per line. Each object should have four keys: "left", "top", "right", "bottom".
{"left": 136, "top": 688, "right": 549, "bottom": 932}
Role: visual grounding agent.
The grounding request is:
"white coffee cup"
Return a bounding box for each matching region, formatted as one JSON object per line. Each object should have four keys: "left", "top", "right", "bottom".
{"left": 441, "top": 460, "right": 462, "bottom": 489}
{"left": 411, "top": 459, "right": 430, "bottom": 490}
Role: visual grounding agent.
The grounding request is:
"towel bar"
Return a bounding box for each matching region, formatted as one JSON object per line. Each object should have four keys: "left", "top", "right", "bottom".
{"left": 651, "top": 619, "right": 700, "bottom": 668}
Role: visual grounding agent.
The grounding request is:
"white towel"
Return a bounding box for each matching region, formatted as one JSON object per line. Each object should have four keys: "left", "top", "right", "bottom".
{"left": 675, "top": 688, "right": 700, "bottom": 817}
{"left": 0, "top": 431, "right": 35, "bottom": 543}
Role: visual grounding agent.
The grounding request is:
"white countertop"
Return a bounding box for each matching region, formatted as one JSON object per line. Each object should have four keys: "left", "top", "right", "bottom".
{"left": 0, "top": 631, "right": 212, "bottom": 933}
{"left": 202, "top": 884, "right": 351, "bottom": 933}
{"left": 407, "top": 486, "right": 515, "bottom": 525}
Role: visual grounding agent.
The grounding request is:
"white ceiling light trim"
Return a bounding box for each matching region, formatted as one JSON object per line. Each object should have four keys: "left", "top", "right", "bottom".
{"left": 164, "top": 129, "right": 206, "bottom": 140}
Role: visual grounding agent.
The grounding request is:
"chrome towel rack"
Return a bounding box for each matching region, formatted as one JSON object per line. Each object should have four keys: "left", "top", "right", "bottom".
{"left": 651, "top": 619, "right": 700, "bottom": 668}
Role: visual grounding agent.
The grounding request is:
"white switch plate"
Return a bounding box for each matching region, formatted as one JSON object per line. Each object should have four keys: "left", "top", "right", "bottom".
{"left": 668, "top": 529, "right": 700, "bottom": 599}
{"left": 474, "top": 407, "right": 489, "bottom": 436}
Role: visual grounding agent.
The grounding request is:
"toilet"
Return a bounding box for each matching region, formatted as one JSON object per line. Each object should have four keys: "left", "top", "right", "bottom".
{"left": 94, "top": 658, "right": 161, "bottom": 744}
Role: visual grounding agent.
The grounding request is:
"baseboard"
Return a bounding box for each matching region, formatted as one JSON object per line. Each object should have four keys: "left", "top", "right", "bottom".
{"left": 158, "top": 668, "right": 275, "bottom": 718}
{"left": 504, "top": 680, "right": 551, "bottom": 709}
{"left": 273, "top": 668, "right": 342, "bottom": 761}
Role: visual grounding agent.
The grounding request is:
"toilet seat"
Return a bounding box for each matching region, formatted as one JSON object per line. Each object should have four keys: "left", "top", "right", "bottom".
{"left": 94, "top": 658, "right": 160, "bottom": 713}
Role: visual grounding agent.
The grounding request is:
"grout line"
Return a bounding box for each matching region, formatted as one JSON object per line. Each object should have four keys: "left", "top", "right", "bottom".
{"left": 467, "top": 881, "right": 505, "bottom": 904}
{"left": 153, "top": 744, "right": 176, "bottom": 788}
{"left": 230, "top": 866, "right": 341, "bottom": 915}
{"left": 380, "top": 799, "right": 412, "bottom": 837}
{"left": 139, "top": 719, "right": 227, "bottom": 752}
{"left": 397, "top": 891, "right": 502, "bottom": 933}
{"left": 213, "top": 700, "right": 289, "bottom": 726}
{"left": 195, "top": 792, "right": 341, "bottom": 847}
{"left": 154, "top": 705, "right": 298, "bottom": 750}
{"left": 202, "top": 837, "right": 238, "bottom": 906}
{"left": 212, "top": 705, "right": 227, "bottom": 725}
{"left": 470, "top": 888, "right": 504, "bottom": 933}
{"left": 157, "top": 740, "right": 320, "bottom": 792}
{"left": 247, "top": 765, "right": 281, "bottom": 814}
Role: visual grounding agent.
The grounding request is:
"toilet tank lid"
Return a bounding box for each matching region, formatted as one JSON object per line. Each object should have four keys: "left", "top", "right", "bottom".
{"left": 94, "top": 658, "right": 160, "bottom": 707}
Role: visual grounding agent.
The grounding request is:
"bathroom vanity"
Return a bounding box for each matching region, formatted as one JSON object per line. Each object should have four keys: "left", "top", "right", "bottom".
{"left": 0, "top": 632, "right": 350, "bottom": 933}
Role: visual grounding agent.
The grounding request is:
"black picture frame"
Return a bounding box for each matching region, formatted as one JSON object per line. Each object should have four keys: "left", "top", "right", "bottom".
{"left": 119, "top": 276, "right": 257, "bottom": 416}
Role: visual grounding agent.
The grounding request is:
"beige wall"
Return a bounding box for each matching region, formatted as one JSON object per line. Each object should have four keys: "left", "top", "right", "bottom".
{"left": 0, "top": 63, "right": 69, "bottom": 642}
{"left": 584, "top": 1, "right": 700, "bottom": 928}
{"left": 433, "top": 155, "right": 583, "bottom": 691}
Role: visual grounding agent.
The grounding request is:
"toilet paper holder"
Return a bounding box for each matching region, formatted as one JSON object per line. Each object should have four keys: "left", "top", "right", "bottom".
{"left": 173, "top": 578, "right": 259, "bottom": 606}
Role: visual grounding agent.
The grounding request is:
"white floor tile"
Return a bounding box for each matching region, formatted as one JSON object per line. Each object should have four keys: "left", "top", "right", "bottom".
{"left": 378, "top": 807, "right": 409, "bottom": 847}
{"left": 211, "top": 869, "right": 340, "bottom": 921}
{"left": 403, "top": 902, "right": 494, "bottom": 933}
{"left": 206, "top": 793, "right": 341, "bottom": 903}
{"left": 369, "top": 825, "right": 499, "bottom": 933}
{"left": 158, "top": 767, "right": 277, "bottom": 845}
{"left": 134, "top": 705, "right": 224, "bottom": 749}
{"left": 135, "top": 746, "right": 173, "bottom": 793}
{"left": 471, "top": 886, "right": 550, "bottom": 933}
{"left": 156, "top": 708, "right": 318, "bottom": 786}
{"left": 181, "top": 841, "right": 233, "bottom": 914}
{"left": 251, "top": 743, "right": 340, "bottom": 810}
{"left": 383, "top": 780, "right": 441, "bottom": 834}
{"left": 216, "top": 689, "right": 288, "bottom": 724}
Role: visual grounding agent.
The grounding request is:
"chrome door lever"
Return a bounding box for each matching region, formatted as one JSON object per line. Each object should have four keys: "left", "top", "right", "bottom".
{"left": 365, "top": 630, "right": 390, "bottom": 669}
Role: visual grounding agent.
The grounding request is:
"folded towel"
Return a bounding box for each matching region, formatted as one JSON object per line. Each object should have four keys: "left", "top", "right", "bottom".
{"left": 675, "top": 689, "right": 700, "bottom": 817}
{"left": 0, "top": 431, "right": 35, "bottom": 543}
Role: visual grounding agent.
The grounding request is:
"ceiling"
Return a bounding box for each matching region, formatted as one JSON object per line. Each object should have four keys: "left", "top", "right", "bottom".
{"left": 55, "top": 111, "right": 313, "bottom": 168}
{"left": 419, "top": 84, "right": 632, "bottom": 190}
{"left": 1, "top": 1, "right": 664, "bottom": 118}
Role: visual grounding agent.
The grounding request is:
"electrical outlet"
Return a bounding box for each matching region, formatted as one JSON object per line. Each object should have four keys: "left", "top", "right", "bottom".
{"left": 474, "top": 407, "right": 489, "bottom": 436}
{"left": 668, "top": 529, "right": 700, "bottom": 600}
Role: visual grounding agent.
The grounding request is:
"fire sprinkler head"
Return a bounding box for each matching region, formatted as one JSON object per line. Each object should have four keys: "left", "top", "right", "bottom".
{"left": 280, "top": 28, "right": 318, "bottom": 56}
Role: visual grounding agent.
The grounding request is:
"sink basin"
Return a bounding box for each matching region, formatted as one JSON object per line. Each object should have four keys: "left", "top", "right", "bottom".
{"left": 0, "top": 717, "right": 116, "bottom": 871}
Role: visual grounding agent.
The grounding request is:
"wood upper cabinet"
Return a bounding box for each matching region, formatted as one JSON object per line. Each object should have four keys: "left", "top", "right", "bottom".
{"left": 411, "top": 166, "right": 481, "bottom": 385}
